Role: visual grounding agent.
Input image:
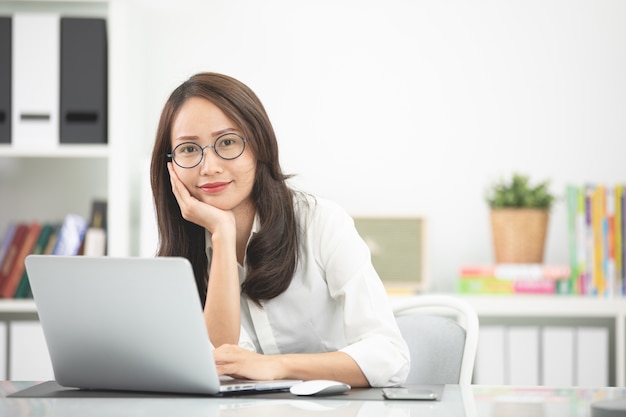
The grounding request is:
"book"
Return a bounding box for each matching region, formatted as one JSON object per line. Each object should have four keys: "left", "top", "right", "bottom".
{"left": 457, "top": 276, "right": 571, "bottom": 295}
{"left": 591, "top": 185, "right": 605, "bottom": 296}
{"left": 575, "top": 186, "right": 587, "bottom": 294}
{"left": 14, "top": 223, "right": 56, "bottom": 299}
{"left": 0, "top": 222, "right": 42, "bottom": 298}
{"left": 88, "top": 199, "right": 108, "bottom": 230}
{"left": 613, "top": 185, "right": 624, "bottom": 295}
{"left": 458, "top": 277, "right": 514, "bottom": 294}
{"left": 514, "top": 279, "right": 571, "bottom": 295}
{"left": 458, "top": 263, "right": 571, "bottom": 295}
{"left": 459, "top": 264, "right": 571, "bottom": 280}
{"left": 566, "top": 185, "right": 583, "bottom": 294}
{"left": 82, "top": 200, "right": 107, "bottom": 256}
{"left": 0, "top": 224, "right": 18, "bottom": 268}
{"left": 52, "top": 214, "right": 88, "bottom": 256}
{"left": 620, "top": 187, "right": 626, "bottom": 295}
{"left": 43, "top": 224, "right": 61, "bottom": 255}
{"left": 584, "top": 185, "right": 594, "bottom": 295}
{"left": 606, "top": 188, "right": 616, "bottom": 297}
{"left": 82, "top": 228, "right": 106, "bottom": 256}
{"left": 0, "top": 223, "right": 28, "bottom": 293}
{"left": 566, "top": 183, "right": 626, "bottom": 297}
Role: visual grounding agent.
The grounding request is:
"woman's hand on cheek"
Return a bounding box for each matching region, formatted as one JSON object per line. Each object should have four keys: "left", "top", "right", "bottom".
{"left": 167, "top": 163, "right": 234, "bottom": 233}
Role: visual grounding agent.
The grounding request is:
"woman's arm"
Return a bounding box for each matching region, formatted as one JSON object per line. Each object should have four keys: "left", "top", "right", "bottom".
{"left": 167, "top": 163, "right": 241, "bottom": 346}
{"left": 312, "top": 198, "right": 411, "bottom": 387}
{"left": 204, "top": 230, "right": 241, "bottom": 347}
{"left": 213, "top": 344, "right": 370, "bottom": 387}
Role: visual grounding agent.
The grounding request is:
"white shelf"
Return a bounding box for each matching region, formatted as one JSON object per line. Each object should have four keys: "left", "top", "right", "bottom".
{"left": 0, "top": 300, "right": 36, "bottom": 314}
{"left": 0, "top": 144, "right": 109, "bottom": 158}
{"left": 457, "top": 294, "right": 626, "bottom": 317}
{"left": 391, "top": 293, "right": 626, "bottom": 316}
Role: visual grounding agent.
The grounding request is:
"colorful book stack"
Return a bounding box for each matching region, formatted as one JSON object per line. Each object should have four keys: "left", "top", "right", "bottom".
{"left": 458, "top": 264, "right": 572, "bottom": 295}
{"left": 567, "top": 184, "right": 625, "bottom": 297}
{"left": 0, "top": 213, "right": 88, "bottom": 299}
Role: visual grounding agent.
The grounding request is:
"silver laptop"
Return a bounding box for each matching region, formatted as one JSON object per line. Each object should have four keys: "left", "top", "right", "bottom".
{"left": 25, "top": 255, "right": 301, "bottom": 395}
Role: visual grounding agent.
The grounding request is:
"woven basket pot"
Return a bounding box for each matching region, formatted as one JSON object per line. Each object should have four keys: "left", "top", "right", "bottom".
{"left": 490, "top": 208, "right": 549, "bottom": 263}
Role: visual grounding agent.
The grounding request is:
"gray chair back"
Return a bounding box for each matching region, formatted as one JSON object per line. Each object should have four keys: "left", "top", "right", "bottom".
{"left": 395, "top": 313, "right": 467, "bottom": 384}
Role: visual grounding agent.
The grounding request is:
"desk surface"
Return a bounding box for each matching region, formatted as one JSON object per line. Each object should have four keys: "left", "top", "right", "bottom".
{"left": 2, "top": 382, "right": 626, "bottom": 417}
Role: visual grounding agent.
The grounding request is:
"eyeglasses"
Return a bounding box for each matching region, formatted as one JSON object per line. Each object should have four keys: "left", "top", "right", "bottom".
{"left": 166, "top": 133, "right": 248, "bottom": 169}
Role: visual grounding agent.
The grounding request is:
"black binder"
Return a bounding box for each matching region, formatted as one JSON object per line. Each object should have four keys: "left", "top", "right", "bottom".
{"left": 60, "top": 17, "right": 107, "bottom": 144}
{"left": 0, "top": 17, "right": 11, "bottom": 144}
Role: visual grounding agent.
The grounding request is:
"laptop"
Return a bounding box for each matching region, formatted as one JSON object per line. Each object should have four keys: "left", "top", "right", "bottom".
{"left": 24, "top": 255, "right": 301, "bottom": 395}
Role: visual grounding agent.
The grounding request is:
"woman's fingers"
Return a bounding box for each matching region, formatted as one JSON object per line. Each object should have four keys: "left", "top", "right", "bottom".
{"left": 167, "top": 163, "right": 202, "bottom": 222}
{"left": 166, "top": 163, "right": 235, "bottom": 235}
{"left": 168, "top": 163, "right": 190, "bottom": 201}
{"left": 213, "top": 344, "right": 281, "bottom": 381}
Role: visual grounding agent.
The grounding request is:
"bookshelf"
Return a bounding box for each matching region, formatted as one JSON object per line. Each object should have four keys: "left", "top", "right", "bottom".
{"left": 0, "top": 0, "right": 135, "bottom": 378}
{"left": 0, "top": 0, "right": 131, "bottom": 257}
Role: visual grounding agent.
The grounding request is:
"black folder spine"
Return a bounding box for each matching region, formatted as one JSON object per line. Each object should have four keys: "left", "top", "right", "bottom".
{"left": 0, "top": 17, "right": 11, "bottom": 144}
{"left": 60, "top": 17, "right": 108, "bottom": 144}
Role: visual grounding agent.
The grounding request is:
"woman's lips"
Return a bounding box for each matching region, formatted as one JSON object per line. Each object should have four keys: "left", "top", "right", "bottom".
{"left": 199, "top": 182, "right": 230, "bottom": 193}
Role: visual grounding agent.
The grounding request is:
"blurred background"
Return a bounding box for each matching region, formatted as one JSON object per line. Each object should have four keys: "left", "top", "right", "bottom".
{"left": 123, "top": 0, "right": 626, "bottom": 291}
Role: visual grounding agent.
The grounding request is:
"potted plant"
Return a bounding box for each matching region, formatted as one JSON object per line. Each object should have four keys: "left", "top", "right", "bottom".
{"left": 485, "top": 173, "right": 555, "bottom": 263}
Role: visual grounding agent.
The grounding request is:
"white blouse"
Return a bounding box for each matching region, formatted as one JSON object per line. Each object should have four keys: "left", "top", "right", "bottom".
{"left": 205, "top": 193, "right": 410, "bottom": 387}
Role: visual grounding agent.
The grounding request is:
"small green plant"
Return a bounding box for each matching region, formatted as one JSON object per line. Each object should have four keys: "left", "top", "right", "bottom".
{"left": 486, "top": 173, "right": 555, "bottom": 209}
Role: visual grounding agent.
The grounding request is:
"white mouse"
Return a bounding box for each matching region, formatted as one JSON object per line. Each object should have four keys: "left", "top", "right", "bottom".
{"left": 289, "top": 379, "right": 351, "bottom": 396}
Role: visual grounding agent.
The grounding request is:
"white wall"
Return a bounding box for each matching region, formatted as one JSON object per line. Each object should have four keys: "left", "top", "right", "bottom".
{"left": 125, "top": 0, "right": 626, "bottom": 291}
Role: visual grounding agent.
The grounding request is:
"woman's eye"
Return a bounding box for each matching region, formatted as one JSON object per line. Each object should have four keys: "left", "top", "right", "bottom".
{"left": 179, "top": 145, "right": 199, "bottom": 154}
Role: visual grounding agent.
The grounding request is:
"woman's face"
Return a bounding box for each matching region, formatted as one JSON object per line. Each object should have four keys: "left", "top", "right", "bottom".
{"left": 170, "top": 96, "right": 256, "bottom": 213}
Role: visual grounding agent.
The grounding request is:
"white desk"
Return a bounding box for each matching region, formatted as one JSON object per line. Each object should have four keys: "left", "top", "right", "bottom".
{"left": 2, "top": 382, "right": 625, "bottom": 417}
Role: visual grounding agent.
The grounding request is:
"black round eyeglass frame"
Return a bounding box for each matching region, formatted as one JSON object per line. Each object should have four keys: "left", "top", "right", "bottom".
{"left": 165, "top": 133, "right": 248, "bottom": 169}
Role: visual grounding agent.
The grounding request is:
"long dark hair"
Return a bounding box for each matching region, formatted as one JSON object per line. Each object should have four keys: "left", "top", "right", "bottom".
{"left": 150, "top": 73, "right": 299, "bottom": 306}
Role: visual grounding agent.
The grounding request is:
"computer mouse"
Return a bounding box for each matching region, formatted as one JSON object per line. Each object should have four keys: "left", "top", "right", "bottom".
{"left": 289, "top": 380, "right": 351, "bottom": 396}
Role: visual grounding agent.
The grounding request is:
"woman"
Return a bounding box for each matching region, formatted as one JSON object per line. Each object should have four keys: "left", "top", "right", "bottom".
{"left": 150, "top": 72, "right": 409, "bottom": 388}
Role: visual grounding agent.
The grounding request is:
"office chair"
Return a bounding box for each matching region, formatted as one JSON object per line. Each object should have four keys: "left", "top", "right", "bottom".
{"left": 393, "top": 294, "right": 479, "bottom": 385}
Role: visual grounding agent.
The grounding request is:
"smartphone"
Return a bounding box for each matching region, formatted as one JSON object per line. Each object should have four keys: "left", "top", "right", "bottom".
{"left": 382, "top": 387, "right": 438, "bottom": 401}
